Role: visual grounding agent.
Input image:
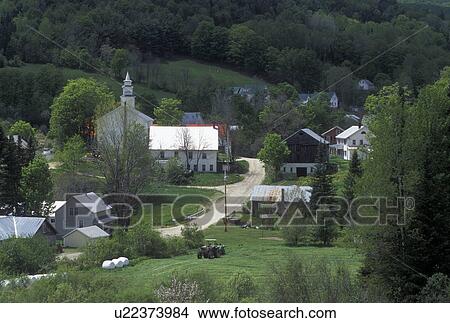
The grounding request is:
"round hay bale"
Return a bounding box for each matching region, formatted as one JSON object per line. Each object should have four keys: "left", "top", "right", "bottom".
{"left": 118, "top": 257, "right": 129, "bottom": 266}
{"left": 112, "top": 258, "right": 124, "bottom": 268}
{"left": 102, "top": 260, "right": 115, "bottom": 270}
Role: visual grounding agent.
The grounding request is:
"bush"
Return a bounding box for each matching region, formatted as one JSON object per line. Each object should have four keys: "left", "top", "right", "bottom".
{"left": 230, "top": 160, "right": 249, "bottom": 174}
{"left": 0, "top": 236, "right": 56, "bottom": 276}
{"left": 0, "top": 272, "right": 125, "bottom": 302}
{"left": 418, "top": 273, "right": 450, "bottom": 302}
{"left": 165, "top": 158, "right": 191, "bottom": 185}
{"left": 269, "top": 256, "right": 362, "bottom": 302}
{"left": 282, "top": 226, "right": 311, "bottom": 246}
{"left": 157, "top": 271, "right": 222, "bottom": 302}
{"left": 223, "top": 272, "right": 257, "bottom": 302}
{"left": 181, "top": 224, "right": 205, "bottom": 249}
{"left": 76, "top": 225, "right": 189, "bottom": 269}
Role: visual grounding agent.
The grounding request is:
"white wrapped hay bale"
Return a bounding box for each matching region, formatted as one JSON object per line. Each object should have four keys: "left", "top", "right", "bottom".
{"left": 112, "top": 258, "right": 124, "bottom": 268}
{"left": 102, "top": 260, "right": 115, "bottom": 270}
{"left": 118, "top": 257, "right": 129, "bottom": 266}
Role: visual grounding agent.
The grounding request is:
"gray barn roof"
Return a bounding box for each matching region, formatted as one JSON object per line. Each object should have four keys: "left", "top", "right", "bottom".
{"left": 64, "top": 225, "right": 109, "bottom": 239}
{"left": 0, "top": 216, "right": 47, "bottom": 240}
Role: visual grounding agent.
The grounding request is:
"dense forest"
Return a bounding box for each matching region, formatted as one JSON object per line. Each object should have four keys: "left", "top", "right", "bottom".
{"left": 1, "top": 0, "right": 449, "bottom": 88}
{"left": 0, "top": 0, "right": 450, "bottom": 139}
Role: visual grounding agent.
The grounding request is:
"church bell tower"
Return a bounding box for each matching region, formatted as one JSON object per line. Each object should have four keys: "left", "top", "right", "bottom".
{"left": 120, "top": 72, "right": 135, "bottom": 109}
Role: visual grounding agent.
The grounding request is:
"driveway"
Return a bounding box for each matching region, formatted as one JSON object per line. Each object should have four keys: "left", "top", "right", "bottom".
{"left": 158, "top": 157, "right": 265, "bottom": 236}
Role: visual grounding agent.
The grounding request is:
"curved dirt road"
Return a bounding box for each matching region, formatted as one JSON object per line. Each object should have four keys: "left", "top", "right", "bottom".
{"left": 158, "top": 157, "right": 264, "bottom": 236}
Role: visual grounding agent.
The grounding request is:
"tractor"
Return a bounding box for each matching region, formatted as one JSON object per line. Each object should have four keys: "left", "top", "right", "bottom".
{"left": 197, "top": 239, "right": 226, "bottom": 259}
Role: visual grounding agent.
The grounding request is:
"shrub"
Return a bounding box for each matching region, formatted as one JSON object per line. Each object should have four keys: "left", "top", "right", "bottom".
{"left": 223, "top": 271, "right": 257, "bottom": 302}
{"left": 269, "top": 255, "right": 362, "bottom": 302}
{"left": 0, "top": 236, "right": 56, "bottom": 275}
{"left": 165, "top": 158, "right": 191, "bottom": 185}
{"left": 282, "top": 226, "right": 311, "bottom": 246}
{"left": 230, "top": 160, "right": 249, "bottom": 174}
{"left": 76, "top": 226, "right": 190, "bottom": 269}
{"left": 181, "top": 224, "right": 204, "bottom": 249}
{"left": 418, "top": 273, "right": 450, "bottom": 302}
{"left": 0, "top": 272, "right": 124, "bottom": 302}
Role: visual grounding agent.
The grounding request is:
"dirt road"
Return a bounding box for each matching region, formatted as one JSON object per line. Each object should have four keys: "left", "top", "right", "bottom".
{"left": 158, "top": 157, "right": 264, "bottom": 236}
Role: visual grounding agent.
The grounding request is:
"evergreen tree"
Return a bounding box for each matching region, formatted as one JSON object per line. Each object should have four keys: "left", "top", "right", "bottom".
{"left": 343, "top": 152, "right": 362, "bottom": 221}
{"left": 0, "top": 131, "right": 22, "bottom": 213}
{"left": 310, "top": 155, "right": 338, "bottom": 246}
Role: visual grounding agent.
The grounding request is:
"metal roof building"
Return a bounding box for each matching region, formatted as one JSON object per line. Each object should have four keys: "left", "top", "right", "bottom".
{"left": 0, "top": 216, "right": 55, "bottom": 240}
{"left": 250, "top": 185, "right": 312, "bottom": 203}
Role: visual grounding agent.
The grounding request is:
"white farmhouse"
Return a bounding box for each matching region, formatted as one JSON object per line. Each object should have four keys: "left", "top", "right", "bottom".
{"left": 149, "top": 126, "right": 219, "bottom": 172}
{"left": 335, "top": 125, "right": 370, "bottom": 160}
{"left": 96, "top": 72, "right": 154, "bottom": 144}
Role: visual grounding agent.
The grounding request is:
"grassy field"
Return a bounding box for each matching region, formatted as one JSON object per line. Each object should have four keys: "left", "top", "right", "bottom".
{"left": 96, "top": 225, "right": 362, "bottom": 293}
{"left": 138, "top": 185, "right": 222, "bottom": 227}
{"left": 20, "top": 64, "right": 174, "bottom": 101}
{"left": 190, "top": 173, "right": 243, "bottom": 186}
{"left": 152, "top": 59, "right": 266, "bottom": 86}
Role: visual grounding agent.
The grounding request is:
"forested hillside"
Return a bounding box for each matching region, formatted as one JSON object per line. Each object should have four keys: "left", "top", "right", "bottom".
{"left": 1, "top": 0, "right": 450, "bottom": 134}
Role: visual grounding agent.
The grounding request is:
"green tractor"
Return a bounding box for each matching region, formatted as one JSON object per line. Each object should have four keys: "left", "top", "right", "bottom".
{"left": 197, "top": 239, "right": 226, "bottom": 259}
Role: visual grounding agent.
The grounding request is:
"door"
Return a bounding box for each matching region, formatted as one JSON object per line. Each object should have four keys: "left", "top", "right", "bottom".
{"left": 296, "top": 167, "right": 307, "bottom": 177}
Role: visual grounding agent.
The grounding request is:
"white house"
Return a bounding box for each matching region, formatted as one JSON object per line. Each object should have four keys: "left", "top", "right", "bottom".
{"left": 149, "top": 126, "right": 219, "bottom": 172}
{"left": 299, "top": 92, "right": 339, "bottom": 109}
{"left": 358, "top": 79, "right": 375, "bottom": 91}
{"left": 335, "top": 125, "right": 370, "bottom": 160}
{"left": 96, "top": 72, "right": 154, "bottom": 144}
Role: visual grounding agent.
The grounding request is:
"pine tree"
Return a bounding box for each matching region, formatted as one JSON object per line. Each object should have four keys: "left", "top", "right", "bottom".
{"left": 310, "top": 155, "right": 338, "bottom": 246}
{"left": 0, "top": 128, "right": 22, "bottom": 213}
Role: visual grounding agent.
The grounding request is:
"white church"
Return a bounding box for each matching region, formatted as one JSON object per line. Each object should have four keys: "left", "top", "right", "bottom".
{"left": 96, "top": 73, "right": 218, "bottom": 173}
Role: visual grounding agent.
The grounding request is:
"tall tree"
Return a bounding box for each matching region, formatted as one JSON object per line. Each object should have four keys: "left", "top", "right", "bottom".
{"left": 49, "top": 78, "right": 115, "bottom": 147}
{"left": 310, "top": 153, "right": 338, "bottom": 246}
{"left": 153, "top": 98, "right": 183, "bottom": 126}
{"left": 20, "top": 155, "right": 53, "bottom": 216}
{"left": 257, "top": 133, "right": 290, "bottom": 181}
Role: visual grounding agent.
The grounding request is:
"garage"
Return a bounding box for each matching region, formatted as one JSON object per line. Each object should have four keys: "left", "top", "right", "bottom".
{"left": 63, "top": 225, "right": 110, "bottom": 248}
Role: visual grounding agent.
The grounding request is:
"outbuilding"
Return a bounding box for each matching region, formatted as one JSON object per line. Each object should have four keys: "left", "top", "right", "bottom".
{"left": 63, "top": 225, "right": 110, "bottom": 248}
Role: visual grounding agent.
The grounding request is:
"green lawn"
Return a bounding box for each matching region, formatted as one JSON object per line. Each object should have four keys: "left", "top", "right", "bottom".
{"left": 138, "top": 185, "right": 223, "bottom": 227}
{"left": 95, "top": 225, "right": 362, "bottom": 293}
{"left": 190, "top": 173, "right": 243, "bottom": 186}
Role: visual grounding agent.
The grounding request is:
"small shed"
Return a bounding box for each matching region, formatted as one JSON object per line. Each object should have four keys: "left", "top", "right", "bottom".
{"left": 63, "top": 225, "right": 110, "bottom": 248}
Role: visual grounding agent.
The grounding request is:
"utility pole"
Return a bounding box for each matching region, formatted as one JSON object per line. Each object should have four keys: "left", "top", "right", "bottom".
{"left": 223, "top": 123, "right": 230, "bottom": 232}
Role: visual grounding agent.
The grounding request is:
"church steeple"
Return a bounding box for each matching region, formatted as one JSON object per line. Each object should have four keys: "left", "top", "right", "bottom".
{"left": 121, "top": 71, "right": 135, "bottom": 109}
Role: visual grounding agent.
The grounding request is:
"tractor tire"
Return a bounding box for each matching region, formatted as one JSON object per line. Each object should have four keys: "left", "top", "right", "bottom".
{"left": 208, "top": 250, "right": 215, "bottom": 259}
{"left": 197, "top": 252, "right": 202, "bottom": 259}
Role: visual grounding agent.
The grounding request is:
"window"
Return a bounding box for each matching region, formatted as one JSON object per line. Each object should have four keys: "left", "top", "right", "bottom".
{"left": 290, "top": 168, "right": 293, "bottom": 173}
{"left": 210, "top": 164, "right": 213, "bottom": 171}
{"left": 159, "top": 151, "right": 165, "bottom": 159}
{"left": 194, "top": 164, "right": 198, "bottom": 171}
{"left": 283, "top": 167, "right": 286, "bottom": 172}
{"left": 188, "top": 152, "right": 193, "bottom": 159}
{"left": 360, "top": 139, "right": 364, "bottom": 145}
{"left": 202, "top": 164, "right": 206, "bottom": 172}
{"left": 352, "top": 140, "right": 356, "bottom": 145}
{"left": 69, "top": 208, "right": 74, "bottom": 216}
{"left": 50, "top": 218, "right": 55, "bottom": 223}
{"left": 78, "top": 219, "right": 84, "bottom": 228}
{"left": 202, "top": 152, "right": 207, "bottom": 159}
{"left": 344, "top": 139, "right": 347, "bottom": 145}
{"left": 174, "top": 151, "right": 178, "bottom": 158}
